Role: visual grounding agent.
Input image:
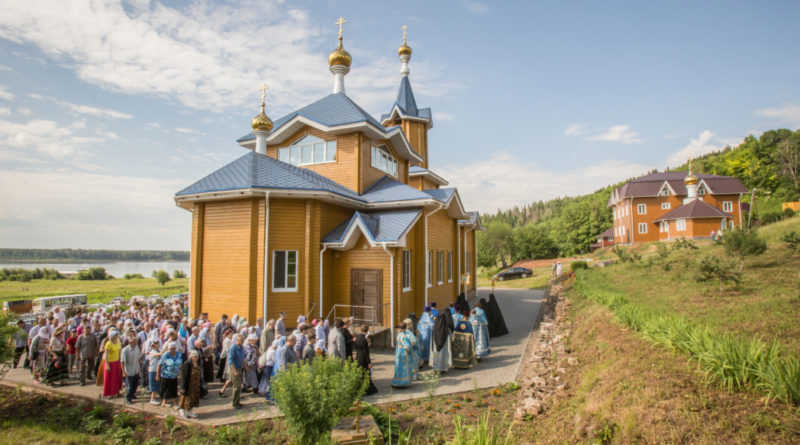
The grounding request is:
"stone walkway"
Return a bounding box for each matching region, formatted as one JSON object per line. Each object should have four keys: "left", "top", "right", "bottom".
{"left": 1, "top": 287, "right": 544, "bottom": 426}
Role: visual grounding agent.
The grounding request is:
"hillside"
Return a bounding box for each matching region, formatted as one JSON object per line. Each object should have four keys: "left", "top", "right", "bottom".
{"left": 0, "top": 248, "right": 190, "bottom": 263}
{"left": 478, "top": 128, "right": 800, "bottom": 262}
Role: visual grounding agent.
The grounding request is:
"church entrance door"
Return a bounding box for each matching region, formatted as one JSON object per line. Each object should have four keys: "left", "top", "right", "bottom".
{"left": 350, "top": 268, "right": 382, "bottom": 326}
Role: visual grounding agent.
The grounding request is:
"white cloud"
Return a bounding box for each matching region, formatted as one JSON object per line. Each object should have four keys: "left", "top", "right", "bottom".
{"left": 463, "top": 1, "right": 490, "bottom": 15}
{"left": 436, "top": 112, "right": 455, "bottom": 122}
{"left": 585, "top": 125, "right": 643, "bottom": 144}
{"left": 437, "top": 152, "right": 650, "bottom": 213}
{"left": 0, "top": 106, "right": 9, "bottom": 116}
{"left": 0, "top": 85, "right": 15, "bottom": 100}
{"left": 174, "top": 127, "right": 193, "bottom": 134}
{"left": 0, "top": 1, "right": 458, "bottom": 116}
{"left": 0, "top": 117, "right": 107, "bottom": 161}
{"left": 0, "top": 64, "right": 11, "bottom": 72}
{"left": 17, "top": 107, "right": 31, "bottom": 116}
{"left": 59, "top": 101, "right": 133, "bottom": 119}
{"left": 0, "top": 169, "right": 190, "bottom": 249}
{"left": 563, "top": 123, "right": 586, "bottom": 136}
{"left": 666, "top": 130, "right": 725, "bottom": 165}
{"left": 756, "top": 105, "right": 800, "bottom": 129}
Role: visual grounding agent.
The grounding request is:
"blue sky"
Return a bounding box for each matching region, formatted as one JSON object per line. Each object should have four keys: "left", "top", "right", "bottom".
{"left": 0, "top": 0, "right": 798, "bottom": 250}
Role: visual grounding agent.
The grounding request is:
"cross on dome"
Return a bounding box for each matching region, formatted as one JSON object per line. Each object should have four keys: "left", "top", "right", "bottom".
{"left": 335, "top": 16, "right": 347, "bottom": 37}
{"left": 259, "top": 82, "right": 269, "bottom": 104}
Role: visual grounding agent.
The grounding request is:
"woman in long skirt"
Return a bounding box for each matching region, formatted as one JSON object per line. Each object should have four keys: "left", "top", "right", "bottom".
{"left": 258, "top": 340, "right": 278, "bottom": 395}
{"left": 469, "top": 301, "right": 491, "bottom": 359}
{"left": 157, "top": 342, "right": 182, "bottom": 407}
{"left": 416, "top": 307, "right": 434, "bottom": 366}
{"left": 430, "top": 311, "right": 453, "bottom": 373}
{"left": 102, "top": 330, "right": 123, "bottom": 397}
{"left": 42, "top": 326, "right": 69, "bottom": 386}
{"left": 243, "top": 334, "right": 259, "bottom": 392}
{"left": 178, "top": 350, "right": 203, "bottom": 419}
{"left": 391, "top": 321, "right": 415, "bottom": 388}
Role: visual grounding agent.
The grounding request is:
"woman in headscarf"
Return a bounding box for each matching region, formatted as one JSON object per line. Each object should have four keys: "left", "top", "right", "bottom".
{"left": 42, "top": 325, "right": 69, "bottom": 386}
{"left": 198, "top": 338, "right": 215, "bottom": 384}
{"left": 416, "top": 306, "right": 434, "bottom": 366}
{"left": 178, "top": 350, "right": 203, "bottom": 419}
{"left": 391, "top": 321, "right": 415, "bottom": 388}
{"left": 485, "top": 294, "right": 509, "bottom": 337}
{"left": 404, "top": 320, "right": 420, "bottom": 377}
{"left": 157, "top": 342, "right": 182, "bottom": 407}
{"left": 429, "top": 310, "right": 453, "bottom": 373}
{"left": 258, "top": 339, "right": 278, "bottom": 395}
{"left": 266, "top": 336, "right": 287, "bottom": 401}
{"left": 314, "top": 319, "right": 327, "bottom": 354}
{"left": 243, "top": 333, "right": 259, "bottom": 392}
{"left": 469, "top": 300, "right": 490, "bottom": 359}
{"left": 354, "top": 324, "right": 378, "bottom": 395}
{"left": 102, "top": 329, "right": 123, "bottom": 397}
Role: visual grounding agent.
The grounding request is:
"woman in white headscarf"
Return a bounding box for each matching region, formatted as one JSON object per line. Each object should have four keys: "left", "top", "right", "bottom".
{"left": 257, "top": 339, "right": 278, "bottom": 395}
{"left": 243, "top": 333, "right": 259, "bottom": 392}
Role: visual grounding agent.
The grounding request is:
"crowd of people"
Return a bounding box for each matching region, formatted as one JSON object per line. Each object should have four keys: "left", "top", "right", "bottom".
{"left": 9, "top": 297, "right": 383, "bottom": 419}
{"left": 8, "top": 292, "right": 508, "bottom": 419}
{"left": 391, "top": 292, "right": 508, "bottom": 388}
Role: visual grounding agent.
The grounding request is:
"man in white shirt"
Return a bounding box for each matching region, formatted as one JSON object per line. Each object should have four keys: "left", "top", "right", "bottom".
{"left": 53, "top": 306, "right": 66, "bottom": 326}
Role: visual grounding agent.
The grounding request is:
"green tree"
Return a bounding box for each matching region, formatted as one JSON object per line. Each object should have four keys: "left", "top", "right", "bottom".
{"left": 0, "top": 313, "right": 20, "bottom": 380}
{"left": 155, "top": 270, "right": 171, "bottom": 286}
{"left": 173, "top": 270, "right": 187, "bottom": 279}
{"left": 695, "top": 254, "right": 741, "bottom": 291}
{"left": 720, "top": 228, "right": 767, "bottom": 272}
{"left": 783, "top": 231, "right": 800, "bottom": 252}
{"left": 480, "top": 221, "right": 514, "bottom": 268}
{"left": 511, "top": 224, "right": 558, "bottom": 261}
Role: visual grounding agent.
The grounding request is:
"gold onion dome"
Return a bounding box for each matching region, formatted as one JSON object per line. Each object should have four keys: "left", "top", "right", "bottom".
{"left": 251, "top": 102, "right": 273, "bottom": 132}
{"left": 328, "top": 37, "right": 352, "bottom": 68}
{"left": 398, "top": 41, "right": 412, "bottom": 57}
{"left": 684, "top": 159, "right": 698, "bottom": 185}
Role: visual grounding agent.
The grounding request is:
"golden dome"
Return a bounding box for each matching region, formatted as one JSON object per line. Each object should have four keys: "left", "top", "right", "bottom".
{"left": 398, "top": 41, "right": 412, "bottom": 57}
{"left": 328, "top": 37, "right": 352, "bottom": 68}
{"left": 684, "top": 173, "right": 698, "bottom": 186}
{"left": 251, "top": 102, "right": 273, "bottom": 132}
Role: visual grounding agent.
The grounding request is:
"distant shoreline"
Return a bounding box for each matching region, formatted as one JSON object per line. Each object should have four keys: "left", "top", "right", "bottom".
{"left": 0, "top": 248, "right": 189, "bottom": 264}
{"left": 0, "top": 260, "right": 190, "bottom": 265}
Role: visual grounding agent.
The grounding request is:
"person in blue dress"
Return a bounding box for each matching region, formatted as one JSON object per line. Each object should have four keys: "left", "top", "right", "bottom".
{"left": 391, "top": 321, "right": 415, "bottom": 388}
{"left": 452, "top": 308, "right": 476, "bottom": 369}
{"left": 416, "top": 307, "right": 434, "bottom": 365}
{"left": 469, "top": 301, "right": 490, "bottom": 359}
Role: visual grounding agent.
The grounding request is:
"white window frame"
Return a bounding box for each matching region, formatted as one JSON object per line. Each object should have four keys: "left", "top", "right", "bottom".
{"left": 427, "top": 250, "right": 433, "bottom": 287}
{"left": 447, "top": 251, "right": 453, "bottom": 282}
{"left": 277, "top": 135, "right": 337, "bottom": 167}
{"left": 660, "top": 221, "right": 669, "bottom": 233}
{"left": 676, "top": 219, "right": 686, "bottom": 231}
{"left": 637, "top": 203, "right": 646, "bottom": 215}
{"left": 371, "top": 145, "right": 399, "bottom": 177}
{"left": 638, "top": 223, "right": 647, "bottom": 234}
{"left": 697, "top": 185, "right": 706, "bottom": 196}
{"left": 272, "top": 250, "right": 298, "bottom": 292}
{"left": 437, "top": 251, "right": 444, "bottom": 284}
{"left": 722, "top": 201, "right": 733, "bottom": 212}
{"left": 661, "top": 202, "right": 671, "bottom": 210}
{"left": 402, "top": 250, "right": 412, "bottom": 291}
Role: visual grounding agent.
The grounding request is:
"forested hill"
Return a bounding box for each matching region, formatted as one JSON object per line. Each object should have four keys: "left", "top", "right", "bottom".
{"left": 478, "top": 128, "right": 800, "bottom": 265}
{"left": 0, "top": 249, "right": 190, "bottom": 263}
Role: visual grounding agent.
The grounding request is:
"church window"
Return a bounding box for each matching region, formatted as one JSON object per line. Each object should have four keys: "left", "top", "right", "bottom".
{"left": 272, "top": 250, "right": 298, "bottom": 292}
{"left": 402, "top": 250, "right": 412, "bottom": 291}
{"left": 447, "top": 251, "right": 453, "bottom": 282}
{"left": 659, "top": 188, "right": 670, "bottom": 197}
{"left": 637, "top": 204, "right": 646, "bottom": 215}
{"left": 437, "top": 251, "right": 444, "bottom": 284}
{"left": 638, "top": 223, "right": 647, "bottom": 234}
{"left": 661, "top": 202, "right": 671, "bottom": 210}
{"left": 676, "top": 219, "right": 686, "bottom": 231}
{"left": 722, "top": 201, "right": 733, "bottom": 212}
{"left": 371, "top": 145, "right": 399, "bottom": 177}
{"left": 427, "top": 250, "right": 433, "bottom": 287}
{"left": 697, "top": 185, "right": 706, "bottom": 195}
{"left": 278, "top": 135, "right": 337, "bottom": 167}
{"left": 660, "top": 221, "right": 669, "bottom": 233}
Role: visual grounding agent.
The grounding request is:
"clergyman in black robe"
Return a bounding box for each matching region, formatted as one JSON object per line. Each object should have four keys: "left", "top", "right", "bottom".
{"left": 354, "top": 326, "right": 378, "bottom": 395}
{"left": 485, "top": 294, "right": 509, "bottom": 338}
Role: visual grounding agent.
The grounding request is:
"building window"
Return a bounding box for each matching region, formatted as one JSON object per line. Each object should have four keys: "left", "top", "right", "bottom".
{"left": 436, "top": 251, "right": 444, "bottom": 284}
{"left": 447, "top": 251, "right": 453, "bottom": 282}
{"left": 272, "top": 250, "right": 297, "bottom": 291}
{"left": 427, "top": 250, "right": 433, "bottom": 287}
{"left": 722, "top": 201, "right": 733, "bottom": 212}
{"left": 278, "top": 135, "right": 337, "bottom": 166}
{"left": 402, "top": 250, "right": 411, "bottom": 291}
{"left": 660, "top": 221, "right": 669, "bottom": 233}
{"left": 659, "top": 188, "right": 670, "bottom": 197}
{"left": 697, "top": 185, "right": 706, "bottom": 196}
{"left": 638, "top": 223, "right": 647, "bottom": 234}
{"left": 676, "top": 219, "right": 686, "bottom": 231}
{"left": 661, "top": 202, "right": 671, "bottom": 210}
{"left": 371, "top": 145, "right": 398, "bottom": 177}
{"left": 637, "top": 204, "right": 646, "bottom": 215}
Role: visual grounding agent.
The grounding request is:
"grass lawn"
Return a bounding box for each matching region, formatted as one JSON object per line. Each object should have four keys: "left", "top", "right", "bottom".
{"left": 476, "top": 265, "right": 552, "bottom": 289}
{"left": 0, "top": 277, "right": 189, "bottom": 304}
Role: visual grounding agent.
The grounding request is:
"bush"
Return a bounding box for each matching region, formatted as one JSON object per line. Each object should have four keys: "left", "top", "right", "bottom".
{"left": 77, "top": 267, "right": 109, "bottom": 281}
{"left": 720, "top": 228, "right": 767, "bottom": 271}
{"left": 783, "top": 231, "right": 800, "bottom": 252}
{"left": 0, "top": 313, "right": 20, "bottom": 380}
{"left": 173, "top": 270, "right": 187, "bottom": 279}
{"left": 123, "top": 273, "right": 144, "bottom": 279}
{"left": 270, "top": 355, "right": 368, "bottom": 444}
{"left": 155, "top": 270, "right": 171, "bottom": 286}
{"left": 695, "top": 254, "right": 741, "bottom": 291}
{"left": 759, "top": 210, "right": 783, "bottom": 224}
{"left": 570, "top": 260, "right": 588, "bottom": 271}
{"left": 785, "top": 207, "right": 796, "bottom": 218}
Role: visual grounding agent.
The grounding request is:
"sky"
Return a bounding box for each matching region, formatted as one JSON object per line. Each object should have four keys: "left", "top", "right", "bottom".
{"left": 1, "top": 0, "right": 799, "bottom": 250}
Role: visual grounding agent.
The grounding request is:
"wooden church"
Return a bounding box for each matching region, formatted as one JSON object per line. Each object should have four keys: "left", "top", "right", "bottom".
{"left": 175, "top": 22, "right": 481, "bottom": 334}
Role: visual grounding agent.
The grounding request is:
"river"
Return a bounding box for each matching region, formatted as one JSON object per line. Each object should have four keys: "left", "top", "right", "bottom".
{"left": 0, "top": 261, "right": 191, "bottom": 278}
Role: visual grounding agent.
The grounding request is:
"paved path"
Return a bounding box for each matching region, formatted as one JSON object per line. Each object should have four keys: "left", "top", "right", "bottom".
{"left": 2, "top": 287, "right": 544, "bottom": 425}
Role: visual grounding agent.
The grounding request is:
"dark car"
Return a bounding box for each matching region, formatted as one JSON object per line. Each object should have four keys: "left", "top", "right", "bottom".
{"left": 493, "top": 267, "right": 533, "bottom": 281}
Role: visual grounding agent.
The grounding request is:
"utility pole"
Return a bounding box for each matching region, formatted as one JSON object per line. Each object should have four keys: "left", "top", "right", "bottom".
{"left": 747, "top": 188, "right": 757, "bottom": 229}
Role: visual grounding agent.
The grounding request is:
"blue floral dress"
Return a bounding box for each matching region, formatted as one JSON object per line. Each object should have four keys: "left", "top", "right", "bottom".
{"left": 416, "top": 313, "right": 434, "bottom": 364}
{"left": 469, "top": 308, "right": 491, "bottom": 359}
{"left": 391, "top": 331, "right": 414, "bottom": 387}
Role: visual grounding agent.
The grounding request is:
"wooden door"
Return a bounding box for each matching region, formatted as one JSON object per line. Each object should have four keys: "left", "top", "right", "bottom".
{"left": 350, "top": 268, "right": 382, "bottom": 325}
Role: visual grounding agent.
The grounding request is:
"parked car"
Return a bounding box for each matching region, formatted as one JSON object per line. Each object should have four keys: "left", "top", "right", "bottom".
{"left": 493, "top": 267, "right": 533, "bottom": 281}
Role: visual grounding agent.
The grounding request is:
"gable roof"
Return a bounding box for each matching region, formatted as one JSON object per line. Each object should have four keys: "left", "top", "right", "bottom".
{"left": 654, "top": 199, "right": 733, "bottom": 222}
{"left": 360, "top": 176, "right": 434, "bottom": 203}
{"left": 175, "top": 151, "right": 362, "bottom": 201}
{"left": 609, "top": 171, "right": 747, "bottom": 206}
{"left": 598, "top": 228, "right": 614, "bottom": 239}
{"left": 408, "top": 165, "right": 448, "bottom": 185}
{"left": 422, "top": 187, "right": 456, "bottom": 203}
{"left": 322, "top": 209, "right": 422, "bottom": 249}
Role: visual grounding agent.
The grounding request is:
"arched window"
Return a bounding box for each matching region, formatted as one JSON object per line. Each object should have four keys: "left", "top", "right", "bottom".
{"left": 371, "top": 145, "right": 398, "bottom": 177}
{"left": 277, "top": 135, "right": 337, "bottom": 166}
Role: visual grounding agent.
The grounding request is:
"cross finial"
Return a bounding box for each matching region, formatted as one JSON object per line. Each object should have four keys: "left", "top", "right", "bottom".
{"left": 688, "top": 157, "right": 693, "bottom": 173}
{"left": 401, "top": 25, "right": 408, "bottom": 43}
{"left": 258, "top": 82, "right": 268, "bottom": 104}
{"left": 335, "top": 16, "right": 347, "bottom": 38}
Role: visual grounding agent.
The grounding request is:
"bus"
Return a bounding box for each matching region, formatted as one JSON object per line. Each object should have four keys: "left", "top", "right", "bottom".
{"left": 30, "top": 294, "right": 88, "bottom": 313}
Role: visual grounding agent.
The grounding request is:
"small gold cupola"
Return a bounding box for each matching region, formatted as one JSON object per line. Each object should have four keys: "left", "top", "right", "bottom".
{"left": 398, "top": 25, "right": 412, "bottom": 57}
{"left": 329, "top": 16, "right": 351, "bottom": 94}
{"left": 251, "top": 83, "right": 272, "bottom": 155}
{"left": 328, "top": 36, "right": 352, "bottom": 68}
{"left": 684, "top": 158, "right": 698, "bottom": 186}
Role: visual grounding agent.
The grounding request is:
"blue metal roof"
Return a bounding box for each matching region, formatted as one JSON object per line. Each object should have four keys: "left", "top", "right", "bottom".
{"left": 409, "top": 165, "right": 426, "bottom": 174}
{"left": 175, "top": 151, "right": 361, "bottom": 200}
{"left": 322, "top": 209, "right": 422, "bottom": 244}
{"left": 423, "top": 187, "right": 456, "bottom": 204}
{"left": 361, "top": 176, "right": 434, "bottom": 203}
{"left": 238, "top": 93, "right": 384, "bottom": 142}
{"left": 380, "top": 76, "right": 431, "bottom": 122}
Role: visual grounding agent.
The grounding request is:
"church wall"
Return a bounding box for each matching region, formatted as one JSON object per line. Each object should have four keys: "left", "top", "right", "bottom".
{"left": 189, "top": 203, "right": 203, "bottom": 318}
{"left": 265, "top": 198, "right": 307, "bottom": 322}
{"left": 401, "top": 120, "right": 427, "bottom": 169}
{"left": 464, "top": 228, "right": 477, "bottom": 297}
{"left": 266, "top": 127, "right": 360, "bottom": 193}
{"left": 628, "top": 196, "right": 681, "bottom": 243}
{"left": 330, "top": 239, "right": 392, "bottom": 325}
{"left": 361, "top": 137, "right": 409, "bottom": 191}
{"left": 426, "top": 209, "right": 458, "bottom": 305}
{"left": 408, "top": 176, "right": 422, "bottom": 190}
{"left": 398, "top": 223, "right": 416, "bottom": 323}
{"left": 319, "top": 202, "right": 353, "bottom": 320}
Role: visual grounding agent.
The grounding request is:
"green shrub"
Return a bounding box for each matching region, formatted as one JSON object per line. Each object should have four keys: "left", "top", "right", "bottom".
{"left": 672, "top": 237, "right": 699, "bottom": 251}
{"left": 720, "top": 227, "right": 767, "bottom": 271}
{"left": 783, "top": 231, "right": 800, "bottom": 252}
{"left": 77, "top": 267, "right": 110, "bottom": 281}
{"left": 112, "top": 410, "right": 139, "bottom": 429}
{"left": 83, "top": 417, "right": 106, "bottom": 434}
{"left": 123, "top": 273, "right": 144, "bottom": 279}
{"left": 695, "top": 254, "right": 741, "bottom": 291}
{"left": 785, "top": 207, "right": 796, "bottom": 218}
{"left": 154, "top": 270, "right": 171, "bottom": 286}
{"left": 173, "top": 270, "right": 187, "bottom": 279}
{"left": 448, "top": 414, "right": 514, "bottom": 445}
{"left": 270, "top": 355, "right": 368, "bottom": 444}
{"left": 570, "top": 260, "right": 588, "bottom": 271}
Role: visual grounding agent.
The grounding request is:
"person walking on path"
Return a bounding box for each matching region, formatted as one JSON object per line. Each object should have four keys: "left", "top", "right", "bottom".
{"left": 147, "top": 339, "right": 163, "bottom": 405}
{"left": 75, "top": 325, "right": 99, "bottom": 386}
{"left": 10, "top": 320, "right": 27, "bottom": 369}
{"left": 121, "top": 336, "right": 143, "bottom": 404}
{"left": 157, "top": 342, "right": 182, "bottom": 408}
{"left": 327, "top": 319, "right": 346, "bottom": 360}
{"left": 42, "top": 325, "right": 69, "bottom": 386}
{"left": 178, "top": 350, "right": 203, "bottom": 419}
{"left": 102, "top": 330, "right": 123, "bottom": 397}
{"left": 228, "top": 333, "right": 245, "bottom": 409}
{"left": 392, "top": 321, "right": 416, "bottom": 388}
{"left": 354, "top": 325, "right": 378, "bottom": 395}
{"left": 275, "top": 312, "right": 286, "bottom": 338}
{"left": 65, "top": 329, "right": 78, "bottom": 377}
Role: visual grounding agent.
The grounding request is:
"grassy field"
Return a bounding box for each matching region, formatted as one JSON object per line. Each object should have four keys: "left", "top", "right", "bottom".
{"left": 476, "top": 265, "right": 553, "bottom": 289}
{"left": 0, "top": 277, "right": 189, "bottom": 304}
